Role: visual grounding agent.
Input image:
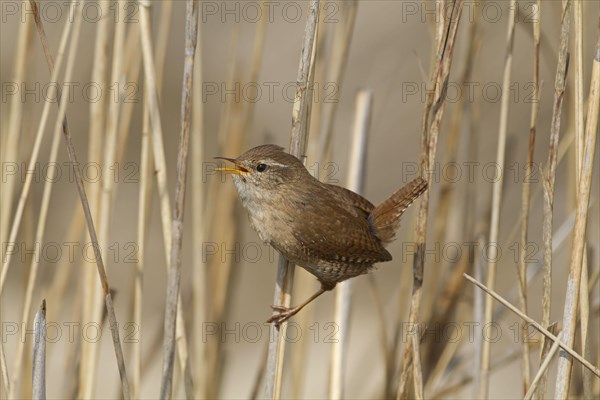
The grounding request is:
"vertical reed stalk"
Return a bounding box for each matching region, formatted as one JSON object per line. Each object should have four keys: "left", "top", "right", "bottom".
{"left": 10, "top": 6, "right": 83, "bottom": 392}
{"left": 516, "top": 0, "right": 541, "bottom": 394}
{"left": 554, "top": 24, "right": 599, "bottom": 400}
{"left": 28, "top": 0, "right": 131, "bottom": 396}
{"left": 191, "top": 13, "right": 205, "bottom": 400}
{"left": 397, "top": 1, "right": 464, "bottom": 398}
{"left": 329, "top": 90, "right": 373, "bottom": 399}
{"left": 478, "top": 0, "right": 517, "bottom": 396}
{"left": 31, "top": 300, "right": 46, "bottom": 400}
{"left": 138, "top": 2, "right": 195, "bottom": 396}
{"left": 265, "top": 1, "right": 319, "bottom": 398}
{"left": 160, "top": 1, "right": 199, "bottom": 398}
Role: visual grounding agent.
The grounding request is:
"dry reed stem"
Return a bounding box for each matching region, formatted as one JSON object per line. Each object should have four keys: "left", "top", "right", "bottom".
{"left": 432, "top": 347, "right": 527, "bottom": 398}
{"left": 0, "top": 1, "right": 74, "bottom": 395}
{"left": 526, "top": 324, "right": 560, "bottom": 400}
{"left": 421, "top": 2, "right": 479, "bottom": 373}
{"left": 160, "top": 1, "right": 199, "bottom": 398}
{"left": 0, "top": 6, "right": 72, "bottom": 296}
{"left": 203, "top": 25, "right": 243, "bottom": 399}
{"left": 138, "top": 3, "right": 194, "bottom": 396}
{"left": 132, "top": 3, "right": 172, "bottom": 395}
{"left": 115, "top": 26, "right": 143, "bottom": 163}
{"left": 191, "top": 13, "right": 205, "bottom": 400}
{"left": 79, "top": 1, "right": 127, "bottom": 395}
{"left": 264, "top": 1, "right": 319, "bottom": 398}
{"left": 79, "top": 1, "right": 109, "bottom": 393}
{"left": 27, "top": 0, "right": 131, "bottom": 397}
{"left": 503, "top": 112, "right": 576, "bottom": 256}
{"left": 423, "top": 325, "right": 462, "bottom": 396}
{"left": 572, "top": 2, "right": 593, "bottom": 398}
{"left": 32, "top": 300, "right": 46, "bottom": 400}
{"left": 153, "top": 2, "right": 174, "bottom": 93}
{"left": 472, "top": 235, "right": 486, "bottom": 397}
{"left": 132, "top": 117, "right": 150, "bottom": 399}
{"left": 317, "top": 0, "right": 358, "bottom": 162}
{"left": 464, "top": 273, "right": 600, "bottom": 377}
{"left": 0, "top": 13, "right": 32, "bottom": 253}
{"left": 290, "top": 8, "right": 330, "bottom": 392}
{"left": 515, "top": 0, "right": 541, "bottom": 393}
{"left": 365, "top": 273, "right": 393, "bottom": 396}
{"left": 554, "top": 25, "right": 600, "bottom": 400}
{"left": 204, "top": 8, "right": 266, "bottom": 394}
{"left": 132, "top": 77, "right": 154, "bottom": 400}
{"left": 478, "top": 0, "right": 517, "bottom": 397}
{"left": 242, "top": 0, "right": 267, "bottom": 132}
{"left": 541, "top": 4, "right": 571, "bottom": 390}
{"left": 79, "top": 2, "right": 110, "bottom": 390}
{"left": 389, "top": 217, "right": 418, "bottom": 398}
{"left": 126, "top": 4, "right": 170, "bottom": 393}
{"left": 0, "top": 343, "right": 7, "bottom": 398}
{"left": 329, "top": 89, "right": 373, "bottom": 399}
{"left": 305, "top": 3, "right": 328, "bottom": 169}
{"left": 11, "top": 7, "right": 83, "bottom": 393}
{"left": 397, "top": 1, "right": 464, "bottom": 398}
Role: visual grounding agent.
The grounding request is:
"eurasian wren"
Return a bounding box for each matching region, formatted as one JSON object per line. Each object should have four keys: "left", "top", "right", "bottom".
{"left": 216, "top": 144, "right": 427, "bottom": 326}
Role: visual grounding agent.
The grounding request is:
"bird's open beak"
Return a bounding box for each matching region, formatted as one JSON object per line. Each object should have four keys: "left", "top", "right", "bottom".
{"left": 214, "top": 157, "right": 249, "bottom": 175}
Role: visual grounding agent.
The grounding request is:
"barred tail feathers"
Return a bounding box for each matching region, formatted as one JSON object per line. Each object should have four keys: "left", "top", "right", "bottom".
{"left": 368, "top": 177, "right": 428, "bottom": 244}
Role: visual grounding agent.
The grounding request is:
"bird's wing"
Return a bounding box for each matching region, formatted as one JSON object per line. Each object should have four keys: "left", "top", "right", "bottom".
{"left": 326, "top": 184, "right": 374, "bottom": 218}
{"left": 290, "top": 199, "right": 392, "bottom": 266}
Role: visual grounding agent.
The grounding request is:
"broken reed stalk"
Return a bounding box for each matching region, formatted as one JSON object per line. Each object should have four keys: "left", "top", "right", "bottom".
{"left": 463, "top": 273, "right": 600, "bottom": 377}
{"left": 329, "top": 90, "right": 373, "bottom": 399}
{"left": 27, "top": 0, "right": 131, "bottom": 397}
{"left": 397, "top": 1, "right": 464, "bottom": 398}
{"left": 32, "top": 300, "right": 46, "bottom": 400}
{"left": 477, "top": 0, "right": 517, "bottom": 397}
{"left": 554, "top": 25, "right": 600, "bottom": 400}
{"left": 516, "top": 0, "right": 541, "bottom": 394}
{"left": 264, "top": 1, "right": 319, "bottom": 398}
{"left": 160, "top": 0, "right": 199, "bottom": 398}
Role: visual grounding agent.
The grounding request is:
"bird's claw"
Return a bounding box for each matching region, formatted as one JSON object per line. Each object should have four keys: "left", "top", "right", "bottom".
{"left": 267, "top": 305, "right": 295, "bottom": 327}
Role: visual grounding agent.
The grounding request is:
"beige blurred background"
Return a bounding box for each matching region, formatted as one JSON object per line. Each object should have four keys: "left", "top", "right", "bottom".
{"left": 1, "top": 0, "right": 599, "bottom": 398}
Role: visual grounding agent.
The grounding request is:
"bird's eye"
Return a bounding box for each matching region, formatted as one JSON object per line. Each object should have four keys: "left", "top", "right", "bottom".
{"left": 256, "top": 163, "right": 268, "bottom": 172}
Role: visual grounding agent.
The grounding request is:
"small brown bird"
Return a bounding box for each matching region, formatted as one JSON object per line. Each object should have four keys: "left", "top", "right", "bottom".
{"left": 216, "top": 144, "right": 427, "bottom": 326}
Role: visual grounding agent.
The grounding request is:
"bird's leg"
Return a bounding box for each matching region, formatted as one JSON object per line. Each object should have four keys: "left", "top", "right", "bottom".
{"left": 268, "top": 283, "right": 334, "bottom": 327}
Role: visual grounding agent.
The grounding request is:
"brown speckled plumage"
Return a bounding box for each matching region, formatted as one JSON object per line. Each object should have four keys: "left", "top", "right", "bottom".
{"left": 216, "top": 144, "right": 427, "bottom": 325}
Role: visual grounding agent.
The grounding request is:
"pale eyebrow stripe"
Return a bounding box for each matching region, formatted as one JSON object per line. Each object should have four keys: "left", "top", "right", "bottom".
{"left": 266, "top": 161, "right": 287, "bottom": 168}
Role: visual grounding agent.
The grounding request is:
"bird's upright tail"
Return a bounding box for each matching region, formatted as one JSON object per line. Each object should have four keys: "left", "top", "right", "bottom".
{"left": 368, "top": 177, "right": 428, "bottom": 244}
